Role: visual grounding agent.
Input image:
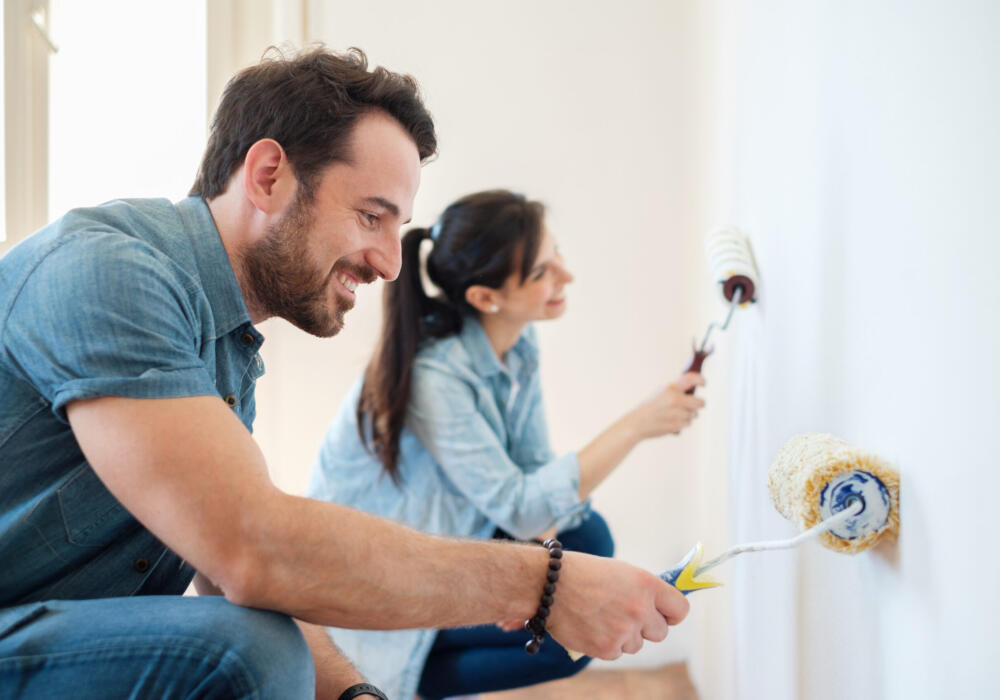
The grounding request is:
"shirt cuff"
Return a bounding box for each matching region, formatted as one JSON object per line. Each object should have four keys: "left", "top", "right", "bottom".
{"left": 50, "top": 367, "right": 219, "bottom": 420}
{"left": 538, "top": 451, "right": 591, "bottom": 531}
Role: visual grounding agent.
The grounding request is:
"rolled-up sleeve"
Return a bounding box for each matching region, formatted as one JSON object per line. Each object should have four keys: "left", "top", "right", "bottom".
{"left": 2, "top": 231, "right": 218, "bottom": 420}
{"left": 407, "top": 361, "right": 587, "bottom": 540}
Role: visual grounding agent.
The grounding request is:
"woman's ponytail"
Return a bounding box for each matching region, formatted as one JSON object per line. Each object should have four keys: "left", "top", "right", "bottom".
{"left": 357, "top": 227, "right": 453, "bottom": 480}
{"left": 357, "top": 190, "right": 545, "bottom": 481}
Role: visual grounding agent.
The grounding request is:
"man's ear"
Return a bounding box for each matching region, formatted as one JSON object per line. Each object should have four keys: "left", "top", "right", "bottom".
{"left": 465, "top": 285, "right": 502, "bottom": 314}
{"left": 242, "top": 138, "right": 297, "bottom": 215}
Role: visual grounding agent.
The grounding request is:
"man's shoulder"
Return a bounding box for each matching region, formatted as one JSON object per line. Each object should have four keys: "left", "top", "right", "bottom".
{"left": 1, "top": 199, "right": 201, "bottom": 322}
{"left": 4, "top": 198, "right": 183, "bottom": 268}
{"left": 57, "top": 198, "right": 187, "bottom": 257}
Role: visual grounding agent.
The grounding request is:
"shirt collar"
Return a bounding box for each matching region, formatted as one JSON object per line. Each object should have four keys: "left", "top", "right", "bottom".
{"left": 459, "top": 316, "right": 539, "bottom": 380}
{"left": 174, "top": 196, "right": 253, "bottom": 339}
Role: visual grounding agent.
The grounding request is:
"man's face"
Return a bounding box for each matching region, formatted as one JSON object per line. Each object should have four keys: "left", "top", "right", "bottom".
{"left": 241, "top": 112, "right": 421, "bottom": 337}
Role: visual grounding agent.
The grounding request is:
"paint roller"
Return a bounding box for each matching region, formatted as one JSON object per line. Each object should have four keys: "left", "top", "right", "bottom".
{"left": 565, "top": 433, "right": 900, "bottom": 660}
{"left": 683, "top": 227, "right": 760, "bottom": 394}
{"left": 660, "top": 433, "right": 901, "bottom": 593}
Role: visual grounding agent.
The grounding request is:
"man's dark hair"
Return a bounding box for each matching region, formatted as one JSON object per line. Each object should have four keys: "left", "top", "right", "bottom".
{"left": 190, "top": 46, "right": 437, "bottom": 200}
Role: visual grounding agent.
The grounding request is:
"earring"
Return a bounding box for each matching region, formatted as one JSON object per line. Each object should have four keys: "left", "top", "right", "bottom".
{"left": 489, "top": 305, "right": 499, "bottom": 313}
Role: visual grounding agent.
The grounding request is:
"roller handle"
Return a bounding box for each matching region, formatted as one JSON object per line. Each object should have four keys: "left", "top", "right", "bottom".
{"left": 723, "top": 276, "right": 756, "bottom": 304}
{"left": 683, "top": 349, "right": 712, "bottom": 395}
{"left": 660, "top": 567, "right": 693, "bottom": 595}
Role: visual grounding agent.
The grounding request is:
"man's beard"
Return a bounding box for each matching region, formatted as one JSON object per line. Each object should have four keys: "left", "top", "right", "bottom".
{"left": 240, "top": 195, "right": 354, "bottom": 338}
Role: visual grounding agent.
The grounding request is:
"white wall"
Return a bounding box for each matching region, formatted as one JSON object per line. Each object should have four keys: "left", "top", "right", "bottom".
{"left": 697, "top": 1, "right": 1000, "bottom": 698}
{"left": 241, "top": 0, "right": 713, "bottom": 669}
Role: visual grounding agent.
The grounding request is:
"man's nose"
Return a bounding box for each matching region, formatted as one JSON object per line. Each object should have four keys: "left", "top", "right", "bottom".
{"left": 365, "top": 227, "right": 403, "bottom": 282}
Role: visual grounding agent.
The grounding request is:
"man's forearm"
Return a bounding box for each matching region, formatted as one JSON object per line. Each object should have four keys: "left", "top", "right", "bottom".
{"left": 234, "top": 493, "right": 547, "bottom": 630}
{"left": 295, "top": 620, "right": 368, "bottom": 700}
{"left": 68, "top": 395, "right": 687, "bottom": 661}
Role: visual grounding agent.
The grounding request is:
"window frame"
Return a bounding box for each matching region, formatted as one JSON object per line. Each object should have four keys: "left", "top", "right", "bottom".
{"left": 2, "top": 0, "right": 51, "bottom": 256}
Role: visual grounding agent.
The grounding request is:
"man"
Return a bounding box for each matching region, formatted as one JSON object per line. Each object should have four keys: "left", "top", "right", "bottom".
{"left": 0, "top": 47, "right": 688, "bottom": 699}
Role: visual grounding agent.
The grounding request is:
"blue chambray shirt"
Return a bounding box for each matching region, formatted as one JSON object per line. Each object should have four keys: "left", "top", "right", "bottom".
{"left": 0, "top": 197, "right": 264, "bottom": 611}
{"left": 306, "top": 317, "right": 590, "bottom": 700}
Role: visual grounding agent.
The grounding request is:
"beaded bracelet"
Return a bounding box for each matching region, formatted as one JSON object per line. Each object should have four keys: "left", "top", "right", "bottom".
{"left": 524, "top": 538, "right": 562, "bottom": 654}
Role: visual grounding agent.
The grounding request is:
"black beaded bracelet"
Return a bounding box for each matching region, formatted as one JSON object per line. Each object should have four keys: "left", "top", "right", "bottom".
{"left": 524, "top": 537, "right": 562, "bottom": 654}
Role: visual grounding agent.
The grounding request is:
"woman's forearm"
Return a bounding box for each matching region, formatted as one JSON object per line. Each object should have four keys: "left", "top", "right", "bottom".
{"left": 576, "top": 410, "right": 644, "bottom": 499}
{"left": 576, "top": 374, "right": 704, "bottom": 499}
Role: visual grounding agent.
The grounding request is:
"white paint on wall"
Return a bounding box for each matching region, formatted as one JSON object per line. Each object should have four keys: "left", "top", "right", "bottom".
{"left": 697, "top": 1, "right": 1000, "bottom": 698}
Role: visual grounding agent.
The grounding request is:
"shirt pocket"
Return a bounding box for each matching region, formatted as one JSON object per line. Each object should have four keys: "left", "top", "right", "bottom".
{"left": 0, "top": 387, "right": 48, "bottom": 451}
{"left": 57, "top": 465, "right": 131, "bottom": 548}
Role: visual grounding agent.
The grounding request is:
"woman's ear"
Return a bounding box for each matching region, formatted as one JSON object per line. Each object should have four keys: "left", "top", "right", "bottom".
{"left": 465, "top": 285, "right": 502, "bottom": 314}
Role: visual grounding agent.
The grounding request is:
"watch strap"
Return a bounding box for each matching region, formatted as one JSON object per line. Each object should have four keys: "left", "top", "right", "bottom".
{"left": 337, "top": 682, "right": 388, "bottom": 700}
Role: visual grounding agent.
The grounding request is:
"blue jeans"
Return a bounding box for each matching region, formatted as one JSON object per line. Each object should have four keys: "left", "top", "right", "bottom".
{"left": 418, "top": 510, "right": 615, "bottom": 699}
{"left": 0, "top": 595, "right": 314, "bottom": 699}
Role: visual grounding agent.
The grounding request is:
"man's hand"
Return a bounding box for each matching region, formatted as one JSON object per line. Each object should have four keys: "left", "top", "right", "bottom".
{"left": 545, "top": 552, "right": 689, "bottom": 660}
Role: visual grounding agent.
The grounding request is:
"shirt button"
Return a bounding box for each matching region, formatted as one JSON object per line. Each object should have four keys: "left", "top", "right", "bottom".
{"left": 241, "top": 332, "right": 254, "bottom": 347}
{"left": 224, "top": 394, "right": 237, "bottom": 408}
{"left": 133, "top": 558, "right": 150, "bottom": 573}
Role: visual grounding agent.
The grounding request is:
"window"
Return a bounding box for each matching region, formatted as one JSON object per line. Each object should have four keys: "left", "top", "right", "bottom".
{"left": 2, "top": 0, "right": 206, "bottom": 257}
{"left": 48, "top": 0, "right": 206, "bottom": 221}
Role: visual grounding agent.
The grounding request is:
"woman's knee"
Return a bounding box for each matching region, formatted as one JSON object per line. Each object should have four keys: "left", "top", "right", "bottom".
{"left": 559, "top": 510, "right": 614, "bottom": 558}
{"left": 540, "top": 642, "right": 593, "bottom": 682}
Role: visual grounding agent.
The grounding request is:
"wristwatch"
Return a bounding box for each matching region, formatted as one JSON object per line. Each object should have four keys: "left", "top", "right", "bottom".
{"left": 337, "top": 683, "right": 388, "bottom": 700}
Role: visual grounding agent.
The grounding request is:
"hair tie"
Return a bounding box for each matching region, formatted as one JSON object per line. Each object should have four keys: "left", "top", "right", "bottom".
{"left": 429, "top": 220, "right": 443, "bottom": 242}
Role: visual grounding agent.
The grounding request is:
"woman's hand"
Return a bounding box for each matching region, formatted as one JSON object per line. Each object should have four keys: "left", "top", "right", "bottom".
{"left": 576, "top": 373, "right": 707, "bottom": 499}
{"left": 496, "top": 618, "right": 524, "bottom": 632}
{"left": 630, "top": 372, "right": 706, "bottom": 438}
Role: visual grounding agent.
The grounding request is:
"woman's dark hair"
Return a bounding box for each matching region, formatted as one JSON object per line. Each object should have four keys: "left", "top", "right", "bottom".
{"left": 358, "top": 189, "right": 545, "bottom": 480}
{"left": 190, "top": 45, "right": 437, "bottom": 201}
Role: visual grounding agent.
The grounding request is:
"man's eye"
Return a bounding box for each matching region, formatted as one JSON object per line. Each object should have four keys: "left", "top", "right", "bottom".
{"left": 361, "top": 212, "right": 379, "bottom": 226}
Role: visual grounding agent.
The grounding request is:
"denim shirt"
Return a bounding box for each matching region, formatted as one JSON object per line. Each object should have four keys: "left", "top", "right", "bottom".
{"left": 307, "top": 317, "right": 589, "bottom": 700}
{"left": 0, "top": 197, "right": 264, "bottom": 608}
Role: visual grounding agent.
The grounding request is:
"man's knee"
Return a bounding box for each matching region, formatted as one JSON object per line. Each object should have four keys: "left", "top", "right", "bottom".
{"left": 192, "top": 599, "right": 314, "bottom": 698}
{"left": 0, "top": 597, "right": 315, "bottom": 700}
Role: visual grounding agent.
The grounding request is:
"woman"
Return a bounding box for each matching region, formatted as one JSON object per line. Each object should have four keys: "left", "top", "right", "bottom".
{"left": 307, "top": 190, "right": 704, "bottom": 699}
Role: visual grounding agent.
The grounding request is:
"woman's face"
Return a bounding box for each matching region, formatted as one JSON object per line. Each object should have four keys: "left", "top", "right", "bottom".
{"left": 495, "top": 226, "right": 574, "bottom": 323}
